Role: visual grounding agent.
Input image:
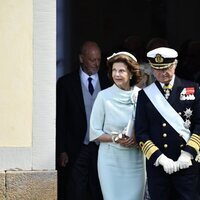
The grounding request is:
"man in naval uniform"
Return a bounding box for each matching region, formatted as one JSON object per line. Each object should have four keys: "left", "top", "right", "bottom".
{"left": 135, "top": 47, "right": 200, "bottom": 200}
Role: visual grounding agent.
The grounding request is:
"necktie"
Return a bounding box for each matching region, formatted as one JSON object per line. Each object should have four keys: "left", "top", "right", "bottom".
{"left": 163, "top": 83, "right": 172, "bottom": 99}
{"left": 88, "top": 77, "right": 94, "bottom": 95}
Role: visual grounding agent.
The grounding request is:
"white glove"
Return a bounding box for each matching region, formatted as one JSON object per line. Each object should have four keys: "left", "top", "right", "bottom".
{"left": 177, "top": 150, "right": 193, "bottom": 169}
{"left": 195, "top": 151, "right": 200, "bottom": 163}
{"left": 156, "top": 154, "right": 178, "bottom": 174}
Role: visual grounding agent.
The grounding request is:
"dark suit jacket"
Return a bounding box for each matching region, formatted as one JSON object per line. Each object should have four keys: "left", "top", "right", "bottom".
{"left": 135, "top": 76, "right": 200, "bottom": 176}
{"left": 56, "top": 68, "right": 111, "bottom": 165}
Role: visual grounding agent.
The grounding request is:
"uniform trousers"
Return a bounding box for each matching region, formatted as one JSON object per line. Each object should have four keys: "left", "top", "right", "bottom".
{"left": 148, "top": 163, "right": 199, "bottom": 200}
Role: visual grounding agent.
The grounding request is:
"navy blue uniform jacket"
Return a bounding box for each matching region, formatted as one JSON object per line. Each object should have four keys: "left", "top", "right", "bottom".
{"left": 135, "top": 76, "right": 200, "bottom": 176}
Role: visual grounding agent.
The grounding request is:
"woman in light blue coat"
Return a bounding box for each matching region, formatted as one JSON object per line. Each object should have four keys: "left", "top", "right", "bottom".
{"left": 90, "top": 51, "right": 146, "bottom": 200}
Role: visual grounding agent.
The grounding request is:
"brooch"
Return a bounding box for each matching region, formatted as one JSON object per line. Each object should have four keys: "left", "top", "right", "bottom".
{"left": 131, "top": 90, "right": 138, "bottom": 104}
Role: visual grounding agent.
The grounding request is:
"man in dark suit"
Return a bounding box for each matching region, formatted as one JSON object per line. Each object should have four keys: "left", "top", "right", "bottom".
{"left": 135, "top": 47, "right": 200, "bottom": 200}
{"left": 56, "top": 41, "right": 110, "bottom": 200}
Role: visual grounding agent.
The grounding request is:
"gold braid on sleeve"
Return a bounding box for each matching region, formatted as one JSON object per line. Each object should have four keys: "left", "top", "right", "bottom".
{"left": 139, "top": 140, "right": 159, "bottom": 160}
{"left": 187, "top": 133, "right": 200, "bottom": 154}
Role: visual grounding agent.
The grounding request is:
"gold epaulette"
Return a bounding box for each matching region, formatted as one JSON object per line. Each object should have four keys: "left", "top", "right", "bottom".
{"left": 187, "top": 133, "right": 200, "bottom": 153}
{"left": 139, "top": 140, "right": 159, "bottom": 160}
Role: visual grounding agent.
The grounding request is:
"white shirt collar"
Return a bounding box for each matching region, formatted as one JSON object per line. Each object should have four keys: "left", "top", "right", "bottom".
{"left": 79, "top": 67, "right": 98, "bottom": 87}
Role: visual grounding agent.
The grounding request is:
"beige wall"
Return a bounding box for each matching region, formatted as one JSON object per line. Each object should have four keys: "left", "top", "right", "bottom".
{"left": 0, "top": 0, "right": 56, "bottom": 170}
{"left": 0, "top": 0, "right": 57, "bottom": 197}
{"left": 0, "top": 0, "right": 32, "bottom": 147}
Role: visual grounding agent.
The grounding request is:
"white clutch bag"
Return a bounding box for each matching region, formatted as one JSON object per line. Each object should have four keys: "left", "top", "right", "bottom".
{"left": 125, "top": 119, "right": 135, "bottom": 138}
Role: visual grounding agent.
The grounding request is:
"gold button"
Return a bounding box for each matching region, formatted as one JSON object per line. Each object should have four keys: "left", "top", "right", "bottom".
{"left": 139, "top": 142, "right": 144, "bottom": 148}
{"left": 164, "top": 144, "right": 168, "bottom": 148}
{"left": 162, "top": 123, "right": 167, "bottom": 127}
{"left": 163, "top": 133, "right": 167, "bottom": 137}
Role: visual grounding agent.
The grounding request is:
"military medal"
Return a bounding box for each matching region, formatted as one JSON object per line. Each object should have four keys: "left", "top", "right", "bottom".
{"left": 184, "top": 119, "right": 191, "bottom": 129}
{"left": 163, "top": 84, "right": 172, "bottom": 99}
{"left": 180, "top": 87, "right": 195, "bottom": 100}
{"left": 183, "top": 108, "right": 193, "bottom": 129}
{"left": 164, "top": 89, "right": 171, "bottom": 99}
{"left": 183, "top": 108, "right": 193, "bottom": 118}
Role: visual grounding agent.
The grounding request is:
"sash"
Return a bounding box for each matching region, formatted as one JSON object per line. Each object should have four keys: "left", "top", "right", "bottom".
{"left": 144, "top": 83, "right": 190, "bottom": 142}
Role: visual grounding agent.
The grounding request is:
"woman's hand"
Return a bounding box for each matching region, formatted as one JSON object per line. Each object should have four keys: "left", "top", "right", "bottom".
{"left": 115, "top": 134, "right": 136, "bottom": 147}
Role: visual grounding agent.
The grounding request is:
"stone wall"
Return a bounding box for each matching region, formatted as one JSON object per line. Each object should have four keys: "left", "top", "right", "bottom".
{"left": 0, "top": 171, "right": 57, "bottom": 200}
